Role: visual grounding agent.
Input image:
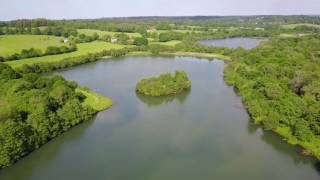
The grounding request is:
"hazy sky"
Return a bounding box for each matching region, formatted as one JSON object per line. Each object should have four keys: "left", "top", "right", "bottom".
{"left": 1, "top": 0, "right": 320, "bottom": 20}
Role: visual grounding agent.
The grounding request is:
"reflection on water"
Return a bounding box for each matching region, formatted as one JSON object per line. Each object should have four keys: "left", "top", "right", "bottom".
{"left": 1, "top": 56, "right": 319, "bottom": 180}
{"left": 314, "top": 162, "right": 320, "bottom": 175}
{"left": 247, "top": 118, "right": 320, "bottom": 173}
{"left": 135, "top": 88, "right": 191, "bottom": 107}
{"left": 0, "top": 117, "right": 95, "bottom": 179}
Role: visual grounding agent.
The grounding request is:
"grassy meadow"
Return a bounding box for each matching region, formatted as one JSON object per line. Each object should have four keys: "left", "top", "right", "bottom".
{"left": 5, "top": 41, "right": 124, "bottom": 68}
{"left": 76, "top": 88, "right": 112, "bottom": 111}
{"left": 78, "top": 29, "right": 142, "bottom": 38}
{"left": 0, "top": 35, "right": 65, "bottom": 57}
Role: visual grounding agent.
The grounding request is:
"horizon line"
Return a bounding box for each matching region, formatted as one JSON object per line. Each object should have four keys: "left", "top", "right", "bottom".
{"left": 1, "top": 14, "right": 320, "bottom": 22}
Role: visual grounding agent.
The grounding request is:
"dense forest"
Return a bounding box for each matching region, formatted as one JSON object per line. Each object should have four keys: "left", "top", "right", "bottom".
{"left": 0, "top": 63, "right": 97, "bottom": 168}
{"left": 225, "top": 35, "right": 320, "bottom": 157}
{"left": 136, "top": 71, "right": 191, "bottom": 96}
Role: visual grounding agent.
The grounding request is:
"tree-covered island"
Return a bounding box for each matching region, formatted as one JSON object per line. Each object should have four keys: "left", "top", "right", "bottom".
{"left": 136, "top": 71, "right": 191, "bottom": 96}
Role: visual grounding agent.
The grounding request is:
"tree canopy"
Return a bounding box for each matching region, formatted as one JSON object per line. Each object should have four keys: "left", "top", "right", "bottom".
{"left": 0, "top": 63, "right": 97, "bottom": 168}
{"left": 136, "top": 71, "right": 191, "bottom": 96}
{"left": 224, "top": 35, "right": 320, "bottom": 158}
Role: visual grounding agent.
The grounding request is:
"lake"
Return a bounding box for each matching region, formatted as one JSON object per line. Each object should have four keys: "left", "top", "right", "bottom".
{"left": 200, "top": 37, "right": 265, "bottom": 49}
{"left": 0, "top": 56, "right": 319, "bottom": 180}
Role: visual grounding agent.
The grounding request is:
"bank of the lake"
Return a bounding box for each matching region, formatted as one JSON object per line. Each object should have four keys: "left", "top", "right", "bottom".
{"left": 1, "top": 56, "right": 319, "bottom": 180}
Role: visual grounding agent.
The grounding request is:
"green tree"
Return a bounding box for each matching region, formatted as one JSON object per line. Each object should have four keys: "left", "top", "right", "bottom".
{"left": 133, "top": 37, "right": 148, "bottom": 46}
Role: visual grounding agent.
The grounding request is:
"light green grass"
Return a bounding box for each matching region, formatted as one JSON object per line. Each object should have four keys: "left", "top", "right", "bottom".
{"left": 0, "top": 35, "right": 64, "bottom": 57}
{"left": 6, "top": 41, "right": 124, "bottom": 68}
{"left": 150, "top": 40, "right": 182, "bottom": 46}
{"left": 76, "top": 88, "right": 112, "bottom": 111}
{"left": 281, "top": 23, "right": 320, "bottom": 29}
{"left": 279, "top": 33, "right": 311, "bottom": 38}
{"left": 78, "top": 29, "right": 141, "bottom": 38}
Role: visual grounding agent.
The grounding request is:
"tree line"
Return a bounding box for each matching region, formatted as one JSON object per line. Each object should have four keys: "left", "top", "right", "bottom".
{"left": 0, "top": 63, "right": 97, "bottom": 168}
{"left": 224, "top": 35, "right": 320, "bottom": 158}
{"left": 1, "top": 45, "right": 77, "bottom": 62}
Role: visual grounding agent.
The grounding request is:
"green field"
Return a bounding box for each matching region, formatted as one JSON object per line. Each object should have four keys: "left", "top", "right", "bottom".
{"left": 0, "top": 35, "right": 65, "bottom": 57}
{"left": 281, "top": 23, "right": 320, "bottom": 29}
{"left": 78, "top": 29, "right": 142, "bottom": 38}
{"left": 5, "top": 41, "right": 124, "bottom": 68}
{"left": 76, "top": 88, "right": 112, "bottom": 111}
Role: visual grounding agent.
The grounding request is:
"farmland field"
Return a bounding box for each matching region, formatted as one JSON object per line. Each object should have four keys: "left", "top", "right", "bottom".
{"left": 0, "top": 35, "right": 65, "bottom": 57}
{"left": 5, "top": 41, "right": 124, "bottom": 68}
{"left": 78, "top": 29, "right": 141, "bottom": 38}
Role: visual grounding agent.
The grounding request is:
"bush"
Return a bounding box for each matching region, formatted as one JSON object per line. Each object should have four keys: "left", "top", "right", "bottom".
{"left": 18, "top": 48, "right": 129, "bottom": 74}
{"left": 4, "top": 45, "right": 76, "bottom": 61}
{"left": 263, "top": 111, "right": 281, "bottom": 130}
{"left": 159, "top": 31, "right": 184, "bottom": 42}
{"left": 133, "top": 37, "right": 148, "bottom": 46}
{"left": 294, "top": 120, "right": 314, "bottom": 142}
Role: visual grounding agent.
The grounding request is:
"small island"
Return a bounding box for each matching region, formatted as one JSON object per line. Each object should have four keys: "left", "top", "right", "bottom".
{"left": 136, "top": 71, "right": 191, "bottom": 96}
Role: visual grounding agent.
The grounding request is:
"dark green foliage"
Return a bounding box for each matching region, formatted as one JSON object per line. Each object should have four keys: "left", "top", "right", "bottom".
{"left": 115, "top": 33, "right": 130, "bottom": 45}
{"left": 4, "top": 46, "right": 77, "bottom": 61}
{"left": 20, "top": 48, "right": 42, "bottom": 59}
{"left": 0, "top": 63, "right": 21, "bottom": 81}
{"left": 136, "top": 71, "right": 191, "bottom": 96}
{"left": 76, "top": 34, "right": 96, "bottom": 43}
{"left": 92, "top": 32, "right": 100, "bottom": 41}
{"left": 294, "top": 120, "right": 314, "bottom": 142}
{"left": 45, "top": 45, "right": 76, "bottom": 55}
{"left": 133, "top": 37, "right": 148, "bottom": 46}
{"left": 0, "top": 63, "right": 96, "bottom": 168}
{"left": 224, "top": 36, "right": 320, "bottom": 157}
{"left": 5, "top": 48, "right": 43, "bottom": 61}
{"left": 17, "top": 48, "right": 129, "bottom": 73}
{"left": 159, "top": 31, "right": 184, "bottom": 42}
{"left": 263, "top": 111, "right": 281, "bottom": 130}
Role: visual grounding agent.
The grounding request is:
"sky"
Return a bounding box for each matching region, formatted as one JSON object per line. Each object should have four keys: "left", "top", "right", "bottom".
{"left": 1, "top": 0, "right": 320, "bottom": 21}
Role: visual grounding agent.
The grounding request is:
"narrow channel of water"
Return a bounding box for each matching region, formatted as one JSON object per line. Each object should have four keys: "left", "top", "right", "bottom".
{"left": 200, "top": 37, "right": 265, "bottom": 49}
{"left": 0, "top": 56, "right": 319, "bottom": 180}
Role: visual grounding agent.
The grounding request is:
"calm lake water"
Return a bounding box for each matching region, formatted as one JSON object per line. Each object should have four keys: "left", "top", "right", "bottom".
{"left": 200, "top": 37, "right": 265, "bottom": 49}
{"left": 0, "top": 56, "right": 319, "bottom": 180}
